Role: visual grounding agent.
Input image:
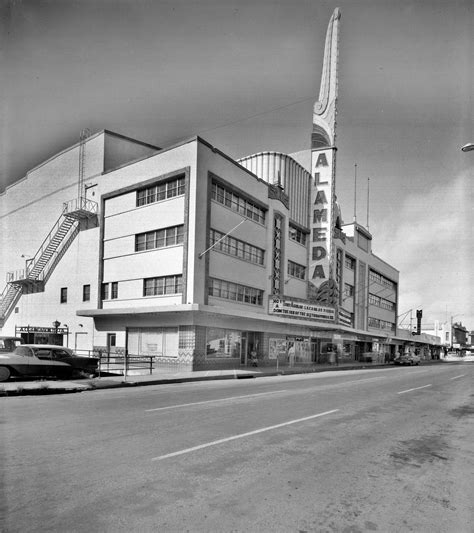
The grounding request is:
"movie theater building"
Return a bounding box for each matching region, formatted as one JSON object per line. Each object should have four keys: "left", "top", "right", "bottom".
{"left": 1, "top": 129, "right": 402, "bottom": 368}
{"left": 2, "top": 9, "right": 435, "bottom": 369}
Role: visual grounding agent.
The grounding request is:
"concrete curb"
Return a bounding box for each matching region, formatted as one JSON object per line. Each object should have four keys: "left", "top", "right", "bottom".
{"left": 0, "top": 359, "right": 457, "bottom": 397}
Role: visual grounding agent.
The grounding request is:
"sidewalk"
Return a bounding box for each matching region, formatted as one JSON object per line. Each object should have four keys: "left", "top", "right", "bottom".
{"left": 0, "top": 357, "right": 468, "bottom": 397}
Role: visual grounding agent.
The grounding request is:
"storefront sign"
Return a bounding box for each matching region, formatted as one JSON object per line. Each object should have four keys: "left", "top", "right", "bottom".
{"left": 269, "top": 298, "right": 335, "bottom": 322}
{"left": 16, "top": 326, "right": 68, "bottom": 334}
{"left": 338, "top": 307, "right": 353, "bottom": 327}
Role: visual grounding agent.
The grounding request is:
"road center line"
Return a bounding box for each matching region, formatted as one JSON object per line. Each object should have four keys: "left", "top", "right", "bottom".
{"left": 145, "top": 390, "right": 288, "bottom": 412}
{"left": 152, "top": 409, "right": 339, "bottom": 461}
{"left": 450, "top": 375, "right": 465, "bottom": 380}
{"left": 397, "top": 384, "right": 432, "bottom": 394}
{"left": 339, "top": 376, "right": 387, "bottom": 386}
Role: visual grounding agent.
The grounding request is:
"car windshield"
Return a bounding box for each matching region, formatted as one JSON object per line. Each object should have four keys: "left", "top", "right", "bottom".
{"left": 14, "top": 346, "right": 33, "bottom": 357}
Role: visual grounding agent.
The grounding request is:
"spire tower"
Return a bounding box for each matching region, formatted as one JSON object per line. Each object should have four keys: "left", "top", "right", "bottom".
{"left": 308, "top": 8, "right": 341, "bottom": 305}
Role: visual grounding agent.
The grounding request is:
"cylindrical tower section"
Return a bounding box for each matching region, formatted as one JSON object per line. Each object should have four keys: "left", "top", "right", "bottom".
{"left": 238, "top": 152, "right": 311, "bottom": 228}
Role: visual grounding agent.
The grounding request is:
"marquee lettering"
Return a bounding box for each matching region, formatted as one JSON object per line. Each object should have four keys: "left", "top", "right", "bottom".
{"left": 313, "top": 209, "right": 327, "bottom": 223}
{"left": 312, "top": 246, "right": 327, "bottom": 260}
{"left": 312, "top": 228, "right": 326, "bottom": 242}
{"left": 315, "top": 153, "right": 329, "bottom": 167}
{"left": 314, "top": 190, "right": 327, "bottom": 205}
{"left": 314, "top": 172, "right": 329, "bottom": 185}
{"left": 312, "top": 265, "right": 326, "bottom": 279}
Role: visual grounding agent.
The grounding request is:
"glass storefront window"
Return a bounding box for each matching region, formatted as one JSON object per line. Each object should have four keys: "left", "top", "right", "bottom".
{"left": 128, "top": 327, "right": 179, "bottom": 357}
{"left": 206, "top": 328, "right": 242, "bottom": 358}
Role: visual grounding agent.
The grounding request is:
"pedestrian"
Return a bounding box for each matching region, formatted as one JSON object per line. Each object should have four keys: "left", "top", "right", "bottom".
{"left": 288, "top": 343, "right": 295, "bottom": 367}
{"left": 250, "top": 349, "right": 258, "bottom": 367}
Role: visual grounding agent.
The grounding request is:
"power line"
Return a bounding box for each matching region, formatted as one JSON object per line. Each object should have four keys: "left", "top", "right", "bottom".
{"left": 162, "top": 94, "right": 317, "bottom": 146}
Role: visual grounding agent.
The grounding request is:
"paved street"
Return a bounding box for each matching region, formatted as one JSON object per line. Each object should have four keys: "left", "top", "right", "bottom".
{"left": 1, "top": 364, "right": 473, "bottom": 532}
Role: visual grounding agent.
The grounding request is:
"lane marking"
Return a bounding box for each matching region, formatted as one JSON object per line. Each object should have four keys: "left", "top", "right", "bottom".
{"left": 145, "top": 390, "right": 288, "bottom": 412}
{"left": 397, "top": 384, "right": 432, "bottom": 394}
{"left": 339, "top": 376, "right": 387, "bottom": 385}
{"left": 450, "top": 375, "right": 465, "bottom": 380}
{"left": 152, "top": 409, "right": 339, "bottom": 461}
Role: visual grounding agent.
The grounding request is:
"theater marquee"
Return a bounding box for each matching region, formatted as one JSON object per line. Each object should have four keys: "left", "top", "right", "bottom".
{"left": 269, "top": 298, "right": 335, "bottom": 322}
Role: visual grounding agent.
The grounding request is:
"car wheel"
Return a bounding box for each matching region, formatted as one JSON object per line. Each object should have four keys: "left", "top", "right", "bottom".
{"left": 0, "top": 366, "right": 11, "bottom": 382}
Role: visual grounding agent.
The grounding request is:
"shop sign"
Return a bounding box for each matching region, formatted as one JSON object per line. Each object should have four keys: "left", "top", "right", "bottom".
{"left": 269, "top": 298, "right": 335, "bottom": 322}
{"left": 338, "top": 307, "right": 353, "bottom": 327}
{"left": 16, "top": 326, "right": 68, "bottom": 334}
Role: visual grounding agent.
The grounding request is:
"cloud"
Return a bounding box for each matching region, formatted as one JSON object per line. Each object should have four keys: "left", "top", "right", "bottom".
{"left": 375, "top": 170, "right": 473, "bottom": 329}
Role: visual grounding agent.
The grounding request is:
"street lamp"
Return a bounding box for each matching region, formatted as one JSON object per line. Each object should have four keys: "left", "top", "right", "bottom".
{"left": 461, "top": 143, "right": 474, "bottom": 152}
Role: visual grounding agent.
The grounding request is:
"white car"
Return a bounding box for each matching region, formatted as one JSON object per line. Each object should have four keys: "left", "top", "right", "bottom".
{"left": 394, "top": 353, "right": 421, "bottom": 365}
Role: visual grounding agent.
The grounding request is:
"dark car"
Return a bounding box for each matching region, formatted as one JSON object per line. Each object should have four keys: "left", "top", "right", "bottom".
{"left": 0, "top": 344, "right": 99, "bottom": 382}
{"left": 0, "top": 336, "right": 24, "bottom": 353}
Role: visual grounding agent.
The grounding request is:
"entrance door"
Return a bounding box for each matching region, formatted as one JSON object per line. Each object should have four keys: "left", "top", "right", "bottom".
{"left": 107, "top": 333, "right": 117, "bottom": 355}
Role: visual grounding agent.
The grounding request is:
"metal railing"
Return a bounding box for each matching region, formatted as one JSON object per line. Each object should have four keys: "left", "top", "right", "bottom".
{"left": 63, "top": 196, "right": 98, "bottom": 216}
{"left": 75, "top": 350, "right": 154, "bottom": 377}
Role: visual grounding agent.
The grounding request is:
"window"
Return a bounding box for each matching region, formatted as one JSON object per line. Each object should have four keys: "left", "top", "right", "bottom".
{"left": 209, "top": 229, "right": 264, "bottom": 265}
{"left": 344, "top": 255, "right": 356, "bottom": 270}
{"left": 101, "top": 283, "right": 109, "bottom": 300}
{"left": 136, "top": 176, "right": 185, "bottom": 207}
{"left": 369, "top": 293, "right": 380, "bottom": 306}
{"left": 357, "top": 232, "right": 369, "bottom": 252}
{"left": 208, "top": 278, "right": 263, "bottom": 306}
{"left": 289, "top": 226, "right": 307, "bottom": 246}
{"left": 369, "top": 270, "right": 396, "bottom": 290}
{"left": 51, "top": 349, "right": 70, "bottom": 360}
{"left": 287, "top": 260, "right": 306, "bottom": 280}
{"left": 135, "top": 225, "right": 184, "bottom": 252}
{"left": 206, "top": 328, "right": 242, "bottom": 358}
{"left": 82, "top": 284, "right": 91, "bottom": 302}
{"left": 211, "top": 181, "right": 265, "bottom": 224}
{"left": 143, "top": 275, "right": 182, "bottom": 296}
{"left": 127, "top": 327, "right": 179, "bottom": 357}
{"left": 368, "top": 317, "right": 395, "bottom": 331}
{"left": 344, "top": 283, "right": 354, "bottom": 298}
{"left": 111, "top": 282, "right": 118, "bottom": 300}
{"left": 60, "top": 287, "right": 67, "bottom": 303}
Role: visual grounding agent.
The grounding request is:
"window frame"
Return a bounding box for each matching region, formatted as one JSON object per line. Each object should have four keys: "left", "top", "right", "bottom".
{"left": 60, "top": 287, "right": 68, "bottom": 304}
{"left": 82, "top": 284, "right": 91, "bottom": 302}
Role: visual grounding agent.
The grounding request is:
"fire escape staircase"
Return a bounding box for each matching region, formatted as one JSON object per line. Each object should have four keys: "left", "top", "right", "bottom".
{"left": 0, "top": 197, "right": 98, "bottom": 326}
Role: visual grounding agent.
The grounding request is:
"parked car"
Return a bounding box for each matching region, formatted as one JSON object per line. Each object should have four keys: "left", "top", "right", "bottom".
{"left": 0, "top": 336, "right": 24, "bottom": 353}
{"left": 0, "top": 344, "right": 99, "bottom": 382}
{"left": 394, "top": 353, "right": 421, "bottom": 365}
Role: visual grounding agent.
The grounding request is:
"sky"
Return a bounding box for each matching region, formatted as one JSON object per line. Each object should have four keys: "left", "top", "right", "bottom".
{"left": 1, "top": 0, "right": 473, "bottom": 331}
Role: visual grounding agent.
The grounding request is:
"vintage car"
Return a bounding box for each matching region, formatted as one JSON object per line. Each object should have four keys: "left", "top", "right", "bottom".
{"left": 0, "top": 336, "right": 24, "bottom": 353}
{"left": 394, "top": 353, "right": 421, "bottom": 365}
{"left": 0, "top": 344, "right": 99, "bottom": 382}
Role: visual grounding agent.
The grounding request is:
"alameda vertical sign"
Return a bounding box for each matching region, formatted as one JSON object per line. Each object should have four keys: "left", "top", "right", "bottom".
{"left": 310, "top": 148, "right": 336, "bottom": 289}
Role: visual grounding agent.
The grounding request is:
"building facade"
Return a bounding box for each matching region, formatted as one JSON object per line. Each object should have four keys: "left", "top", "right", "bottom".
{"left": 0, "top": 9, "right": 440, "bottom": 370}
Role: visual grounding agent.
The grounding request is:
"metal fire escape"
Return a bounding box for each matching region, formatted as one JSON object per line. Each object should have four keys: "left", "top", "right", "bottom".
{"left": 0, "top": 129, "right": 98, "bottom": 326}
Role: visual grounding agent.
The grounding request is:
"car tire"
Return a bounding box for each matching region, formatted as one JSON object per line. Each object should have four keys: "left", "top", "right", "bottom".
{"left": 0, "top": 366, "right": 11, "bottom": 382}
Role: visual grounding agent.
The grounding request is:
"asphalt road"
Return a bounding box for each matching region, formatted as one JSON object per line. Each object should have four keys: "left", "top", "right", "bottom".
{"left": 1, "top": 364, "right": 473, "bottom": 533}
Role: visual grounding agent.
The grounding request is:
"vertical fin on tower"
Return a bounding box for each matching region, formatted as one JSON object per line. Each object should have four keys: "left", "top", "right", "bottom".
{"left": 312, "top": 8, "right": 341, "bottom": 149}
